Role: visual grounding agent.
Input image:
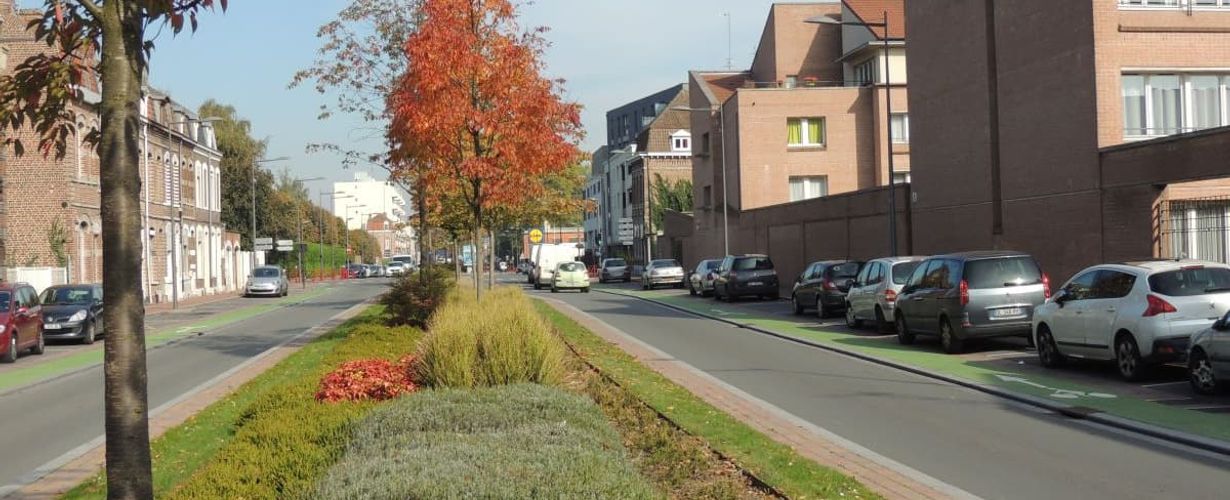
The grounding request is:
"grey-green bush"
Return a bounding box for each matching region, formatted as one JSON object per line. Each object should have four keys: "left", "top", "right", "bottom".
{"left": 314, "top": 384, "right": 658, "bottom": 499}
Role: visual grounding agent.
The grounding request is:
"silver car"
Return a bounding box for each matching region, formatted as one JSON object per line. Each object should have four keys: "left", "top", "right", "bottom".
{"left": 845, "top": 257, "right": 927, "bottom": 331}
{"left": 1190, "top": 308, "right": 1230, "bottom": 395}
{"left": 245, "top": 266, "right": 289, "bottom": 298}
{"left": 641, "top": 259, "right": 685, "bottom": 290}
{"left": 688, "top": 259, "right": 721, "bottom": 297}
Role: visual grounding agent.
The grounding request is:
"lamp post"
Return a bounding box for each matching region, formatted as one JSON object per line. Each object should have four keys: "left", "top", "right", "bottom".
{"left": 810, "top": 11, "right": 898, "bottom": 255}
{"left": 673, "top": 105, "right": 729, "bottom": 256}
{"left": 288, "top": 177, "right": 325, "bottom": 288}
{"left": 323, "top": 191, "right": 351, "bottom": 279}
{"left": 251, "top": 156, "right": 290, "bottom": 274}
{"left": 343, "top": 203, "right": 367, "bottom": 267}
{"left": 166, "top": 116, "right": 222, "bottom": 310}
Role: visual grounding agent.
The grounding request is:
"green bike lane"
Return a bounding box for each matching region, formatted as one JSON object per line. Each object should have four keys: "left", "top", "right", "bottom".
{"left": 0, "top": 285, "right": 335, "bottom": 395}
{"left": 599, "top": 285, "right": 1230, "bottom": 451}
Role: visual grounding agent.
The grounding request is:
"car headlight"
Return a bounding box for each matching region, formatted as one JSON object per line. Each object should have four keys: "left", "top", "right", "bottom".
{"left": 0, "top": 325, "right": 5, "bottom": 333}
{"left": 70, "top": 310, "right": 88, "bottom": 322}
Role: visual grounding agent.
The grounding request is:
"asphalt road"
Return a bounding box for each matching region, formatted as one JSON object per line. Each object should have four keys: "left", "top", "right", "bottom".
{"left": 536, "top": 285, "right": 1230, "bottom": 500}
{"left": 0, "top": 279, "right": 387, "bottom": 491}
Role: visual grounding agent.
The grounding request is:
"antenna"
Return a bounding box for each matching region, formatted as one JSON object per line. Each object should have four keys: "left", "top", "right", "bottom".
{"left": 724, "top": 12, "right": 733, "bottom": 70}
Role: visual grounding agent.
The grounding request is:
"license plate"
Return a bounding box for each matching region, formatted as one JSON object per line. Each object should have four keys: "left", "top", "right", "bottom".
{"left": 748, "top": 281, "right": 764, "bottom": 287}
{"left": 45, "top": 323, "right": 61, "bottom": 330}
{"left": 993, "top": 308, "right": 1024, "bottom": 318}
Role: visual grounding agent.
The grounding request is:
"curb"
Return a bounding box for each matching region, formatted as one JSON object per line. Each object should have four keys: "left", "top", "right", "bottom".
{"left": 596, "top": 288, "right": 1230, "bottom": 457}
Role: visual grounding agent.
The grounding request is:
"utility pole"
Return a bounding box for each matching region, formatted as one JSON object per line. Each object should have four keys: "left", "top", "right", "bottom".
{"left": 725, "top": 12, "right": 733, "bottom": 70}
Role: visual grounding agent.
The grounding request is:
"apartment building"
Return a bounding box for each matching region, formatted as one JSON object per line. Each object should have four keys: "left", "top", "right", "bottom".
{"left": 628, "top": 90, "right": 694, "bottom": 262}
{"left": 332, "top": 171, "right": 408, "bottom": 230}
{"left": 364, "top": 213, "right": 414, "bottom": 259}
{"left": 906, "top": 0, "right": 1230, "bottom": 280}
{"left": 687, "top": 0, "right": 907, "bottom": 259}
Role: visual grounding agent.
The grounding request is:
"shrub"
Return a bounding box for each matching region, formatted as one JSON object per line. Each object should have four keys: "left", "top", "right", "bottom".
{"left": 313, "top": 384, "right": 656, "bottom": 499}
{"left": 414, "top": 287, "right": 567, "bottom": 388}
{"left": 380, "top": 265, "right": 454, "bottom": 328}
{"left": 315, "top": 358, "right": 417, "bottom": 403}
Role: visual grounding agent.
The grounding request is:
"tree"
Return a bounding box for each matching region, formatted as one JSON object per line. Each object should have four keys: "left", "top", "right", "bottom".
{"left": 388, "top": 0, "right": 582, "bottom": 300}
{"left": 0, "top": 1, "right": 227, "bottom": 497}
{"left": 200, "top": 100, "right": 271, "bottom": 250}
{"left": 651, "top": 175, "right": 693, "bottom": 230}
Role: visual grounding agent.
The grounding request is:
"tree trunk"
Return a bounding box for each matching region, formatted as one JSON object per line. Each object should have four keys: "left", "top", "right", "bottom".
{"left": 99, "top": 3, "right": 153, "bottom": 498}
{"left": 472, "top": 207, "right": 483, "bottom": 301}
{"left": 417, "top": 181, "right": 428, "bottom": 284}
{"left": 453, "top": 240, "right": 461, "bottom": 281}
{"left": 488, "top": 227, "right": 495, "bottom": 290}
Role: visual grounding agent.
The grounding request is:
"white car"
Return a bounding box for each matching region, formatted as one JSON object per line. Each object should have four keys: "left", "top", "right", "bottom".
{"left": 387, "top": 262, "right": 407, "bottom": 277}
{"left": 1033, "top": 260, "right": 1230, "bottom": 381}
{"left": 641, "top": 259, "right": 685, "bottom": 290}
{"left": 551, "top": 261, "right": 590, "bottom": 293}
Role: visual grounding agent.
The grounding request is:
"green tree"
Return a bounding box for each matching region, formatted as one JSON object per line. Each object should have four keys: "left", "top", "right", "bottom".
{"left": 651, "top": 175, "right": 693, "bottom": 230}
{"left": 199, "top": 100, "right": 274, "bottom": 250}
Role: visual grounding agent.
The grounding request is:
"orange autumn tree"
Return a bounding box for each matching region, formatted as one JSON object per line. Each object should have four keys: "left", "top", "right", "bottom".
{"left": 387, "top": 0, "right": 582, "bottom": 299}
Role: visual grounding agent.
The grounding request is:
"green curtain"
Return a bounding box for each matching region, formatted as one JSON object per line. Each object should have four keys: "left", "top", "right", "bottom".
{"left": 787, "top": 119, "right": 802, "bottom": 145}
{"left": 808, "top": 119, "right": 823, "bottom": 145}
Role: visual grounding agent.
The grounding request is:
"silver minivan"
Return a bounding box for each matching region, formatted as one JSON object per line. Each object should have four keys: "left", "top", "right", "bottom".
{"left": 845, "top": 256, "right": 927, "bottom": 331}
{"left": 895, "top": 251, "right": 1049, "bottom": 354}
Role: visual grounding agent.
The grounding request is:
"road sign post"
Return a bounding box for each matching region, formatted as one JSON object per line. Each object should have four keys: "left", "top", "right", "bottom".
{"left": 529, "top": 229, "right": 544, "bottom": 244}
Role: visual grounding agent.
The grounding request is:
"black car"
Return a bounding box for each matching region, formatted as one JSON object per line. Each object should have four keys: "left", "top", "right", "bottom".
{"left": 791, "top": 260, "right": 864, "bottom": 318}
{"left": 40, "top": 284, "right": 104, "bottom": 344}
{"left": 713, "top": 254, "right": 779, "bottom": 301}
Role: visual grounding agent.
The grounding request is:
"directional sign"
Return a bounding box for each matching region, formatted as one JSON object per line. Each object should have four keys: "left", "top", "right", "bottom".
{"left": 529, "top": 229, "right": 544, "bottom": 244}
{"left": 255, "top": 244, "right": 273, "bottom": 251}
{"left": 276, "top": 246, "right": 294, "bottom": 252}
{"left": 255, "top": 237, "right": 273, "bottom": 245}
{"left": 277, "top": 239, "right": 294, "bottom": 247}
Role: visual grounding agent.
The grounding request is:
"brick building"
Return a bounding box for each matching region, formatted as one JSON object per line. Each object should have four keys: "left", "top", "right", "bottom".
{"left": 628, "top": 89, "right": 693, "bottom": 262}
{"left": 686, "top": 0, "right": 909, "bottom": 260}
{"left": 364, "top": 213, "right": 414, "bottom": 260}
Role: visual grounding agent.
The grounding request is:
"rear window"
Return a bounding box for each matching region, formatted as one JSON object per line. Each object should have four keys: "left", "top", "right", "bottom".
{"left": 652, "top": 259, "right": 680, "bottom": 268}
{"left": 559, "top": 262, "right": 584, "bottom": 272}
{"left": 0, "top": 292, "right": 8, "bottom": 312}
{"left": 733, "top": 257, "right": 774, "bottom": 271}
{"left": 605, "top": 259, "right": 626, "bottom": 267}
{"left": 1148, "top": 267, "right": 1230, "bottom": 297}
{"left": 892, "top": 261, "right": 923, "bottom": 285}
{"left": 964, "top": 257, "right": 1042, "bottom": 290}
{"left": 827, "top": 262, "right": 861, "bottom": 279}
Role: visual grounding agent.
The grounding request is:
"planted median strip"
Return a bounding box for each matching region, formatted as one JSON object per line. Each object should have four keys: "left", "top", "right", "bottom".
{"left": 604, "top": 288, "right": 1230, "bottom": 445}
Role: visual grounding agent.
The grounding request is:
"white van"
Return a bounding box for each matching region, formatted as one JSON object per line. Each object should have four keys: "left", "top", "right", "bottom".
{"left": 533, "top": 244, "right": 581, "bottom": 289}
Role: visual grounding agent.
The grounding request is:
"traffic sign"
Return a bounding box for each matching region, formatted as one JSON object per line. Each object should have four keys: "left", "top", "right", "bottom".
{"left": 277, "top": 239, "right": 294, "bottom": 247}
{"left": 276, "top": 246, "right": 294, "bottom": 252}
{"left": 255, "top": 244, "right": 273, "bottom": 251}
{"left": 255, "top": 237, "right": 273, "bottom": 245}
{"left": 529, "top": 229, "right": 544, "bottom": 244}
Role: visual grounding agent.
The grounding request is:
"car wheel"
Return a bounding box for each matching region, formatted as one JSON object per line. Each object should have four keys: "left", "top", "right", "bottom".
{"left": 845, "top": 303, "right": 863, "bottom": 329}
{"left": 940, "top": 318, "right": 964, "bottom": 354}
{"left": 82, "top": 321, "right": 96, "bottom": 345}
{"left": 1116, "top": 334, "right": 1148, "bottom": 381}
{"left": 582, "top": 287, "right": 590, "bottom": 294}
{"left": 1036, "top": 326, "right": 1065, "bottom": 368}
{"left": 1189, "top": 349, "right": 1220, "bottom": 395}
{"left": 895, "top": 316, "right": 915, "bottom": 345}
{"left": 816, "top": 298, "right": 827, "bottom": 319}
{"left": 689, "top": 283, "right": 697, "bottom": 296}
{"left": 874, "top": 307, "right": 889, "bottom": 333}
{"left": 791, "top": 294, "right": 803, "bottom": 315}
{"left": 551, "top": 286, "right": 558, "bottom": 293}
{"left": 1, "top": 333, "right": 16, "bottom": 363}
{"left": 31, "top": 330, "right": 44, "bottom": 355}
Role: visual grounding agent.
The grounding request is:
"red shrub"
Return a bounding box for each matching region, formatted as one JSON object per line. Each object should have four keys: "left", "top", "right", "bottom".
{"left": 316, "top": 358, "right": 418, "bottom": 403}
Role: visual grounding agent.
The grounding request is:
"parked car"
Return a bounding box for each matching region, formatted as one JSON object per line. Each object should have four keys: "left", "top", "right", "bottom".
{"left": 791, "top": 260, "right": 864, "bottom": 318}
{"left": 641, "top": 259, "right": 686, "bottom": 290}
{"left": 552, "top": 261, "right": 591, "bottom": 293}
{"left": 1034, "top": 260, "right": 1230, "bottom": 381}
{"left": 533, "top": 243, "right": 582, "bottom": 290}
{"left": 688, "top": 259, "right": 721, "bottom": 297}
{"left": 599, "top": 258, "right": 631, "bottom": 283}
{"left": 40, "top": 284, "right": 104, "bottom": 344}
{"left": 388, "top": 262, "right": 407, "bottom": 277}
{"left": 347, "top": 263, "right": 368, "bottom": 278}
{"left": 246, "top": 266, "right": 290, "bottom": 297}
{"left": 0, "top": 282, "right": 45, "bottom": 363}
{"left": 845, "top": 257, "right": 927, "bottom": 331}
{"left": 1189, "top": 308, "right": 1230, "bottom": 395}
{"left": 895, "top": 251, "right": 1049, "bottom": 354}
{"left": 713, "top": 254, "right": 779, "bottom": 301}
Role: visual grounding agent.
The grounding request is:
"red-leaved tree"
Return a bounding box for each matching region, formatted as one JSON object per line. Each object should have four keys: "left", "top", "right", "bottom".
{"left": 387, "top": 0, "right": 582, "bottom": 300}
{"left": 0, "top": 1, "right": 226, "bottom": 497}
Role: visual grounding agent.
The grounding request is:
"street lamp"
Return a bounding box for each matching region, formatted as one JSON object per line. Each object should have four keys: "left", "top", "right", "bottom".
{"left": 343, "top": 203, "right": 367, "bottom": 267}
{"left": 809, "top": 11, "right": 899, "bottom": 256}
{"left": 251, "top": 156, "right": 290, "bottom": 274}
{"left": 323, "top": 191, "right": 352, "bottom": 279}
{"left": 165, "top": 116, "right": 223, "bottom": 310}
{"left": 674, "top": 105, "right": 730, "bottom": 256}
{"left": 290, "top": 176, "right": 325, "bottom": 288}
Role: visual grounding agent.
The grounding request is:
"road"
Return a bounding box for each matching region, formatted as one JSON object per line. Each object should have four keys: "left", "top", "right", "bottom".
{"left": 0, "top": 279, "right": 387, "bottom": 491}
{"left": 534, "top": 283, "right": 1230, "bottom": 500}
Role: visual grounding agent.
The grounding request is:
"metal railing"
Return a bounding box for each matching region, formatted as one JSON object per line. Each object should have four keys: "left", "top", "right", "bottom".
{"left": 1119, "top": 0, "right": 1230, "bottom": 9}
{"left": 1157, "top": 196, "right": 1230, "bottom": 264}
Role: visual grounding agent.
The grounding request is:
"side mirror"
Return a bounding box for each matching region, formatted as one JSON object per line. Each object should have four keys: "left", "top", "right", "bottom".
{"left": 1052, "top": 290, "right": 1069, "bottom": 307}
{"left": 901, "top": 286, "right": 915, "bottom": 296}
{"left": 843, "top": 279, "right": 856, "bottom": 289}
{"left": 1214, "top": 319, "right": 1228, "bottom": 331}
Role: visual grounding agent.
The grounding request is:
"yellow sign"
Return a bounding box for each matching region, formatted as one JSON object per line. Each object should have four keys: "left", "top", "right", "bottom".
{"left": 529, "top": 229, "right": 544, "bottom": 244}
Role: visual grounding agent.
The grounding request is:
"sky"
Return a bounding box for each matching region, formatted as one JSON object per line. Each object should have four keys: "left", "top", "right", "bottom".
{"left": 19, "top": 0, "right": 791, "bottom": 203}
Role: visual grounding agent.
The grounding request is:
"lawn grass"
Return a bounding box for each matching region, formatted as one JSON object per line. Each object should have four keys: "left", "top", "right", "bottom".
{"left": 61, "top": 307, "right": 399, "bottom": 500}
{"left": 535, "top": 300, "right": 879, "bottom": 500}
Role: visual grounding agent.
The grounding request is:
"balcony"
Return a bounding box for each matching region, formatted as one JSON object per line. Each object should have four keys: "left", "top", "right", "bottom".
{"left": 1119, "top": 0, "right": 1230, "bottom": 9}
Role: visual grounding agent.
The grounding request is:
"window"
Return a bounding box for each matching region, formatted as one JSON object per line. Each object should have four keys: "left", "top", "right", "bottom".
{"left": 733, "top": 256, "right": 774, "bottom": 271}
{"left": 890, "top": 113, "right": 910, "bottom": 144}
{"left": 789, "top": 176, "right": 828, "bottom": 202}
{"left": 701, "top": 132, "right": 711, "bottom": 154}
{"left": 671, "top": 132, "right": 691, "bottom": 152}
{"left": 892, "top": 260, "right": 923, "bottom": 285}
{"left": 785, "top": 75, "right": 798, "bottom": 88}
{"left": 965, "top": 257, "right": 1044, "bottom": 290}
{"left": 854, "top": 59, "right": 878, "bottom": 85}
{"left": 893, "top": 172, "right": 912, "bottom": 184}
{"left": 703, "top": 186, "right": 712, "bottom": 207}
{"left": 1123, "top": 73, "right": 1229, "bottom": 138}
{"left": 855, "top": 263, "right": 872, "bottom": 286}
{"left": 1092, "top": 271, "right": 1137, "bottom": 299}
{"left": 1120, "top": 0, "right": 1229, "bottom": 7}
{"left": 1063, "top": 271, "right": 1099, "bottom": 301}
{"left": 787, "top": 117, "right": 825, "bottom": 147}
{"left": 906, "top": 260, "right": 933, "bottom": 289}
{"left": 1149, "top": 267, "right": 1230, "bottom": 296}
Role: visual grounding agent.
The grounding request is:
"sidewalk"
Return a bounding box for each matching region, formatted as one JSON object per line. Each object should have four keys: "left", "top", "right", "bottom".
{"left": 541, "top": 297, "right": 963, "bottom": 500}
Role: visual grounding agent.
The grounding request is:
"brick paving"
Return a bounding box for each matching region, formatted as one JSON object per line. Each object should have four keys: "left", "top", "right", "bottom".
{"left": 543, "top": 298, "right": 960, "bottom": 500}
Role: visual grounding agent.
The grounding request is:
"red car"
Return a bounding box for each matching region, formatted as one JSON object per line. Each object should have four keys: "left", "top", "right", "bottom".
{"left": 1, "top": 283, "right": 45, "bottom": 363}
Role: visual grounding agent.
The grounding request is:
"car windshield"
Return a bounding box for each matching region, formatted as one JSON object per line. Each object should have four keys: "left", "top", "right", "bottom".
{"left": 1148, "top": 267, "right": 1230, "bottom": 297}
{"left": 605, "top": 259, "right": 626, "bottom": 267}
{"left": 0, "top": 292, "right": 9, "bottom": 312}
{"left": 652, "top": 259, "right": 680, "bottom": 268}
{"left": 892, "top": 261, "right": 923, "bottom": 285}
{"left": 558, "top": 262, "right": 584, "bottom": 272}
{"left": 733, "top": 257, "right": 774, "bottom": 271}
{"left": 829, "top": 263, "right": 861, "bottom": 279}
{"left": 41, "top": 287, "right": 94, "bottom": 305}
{"left": 964, "top": 257, "right": 1042, "bottom": 289}
{"left": 253, "top": 268, "right": 280, "bottom": 278}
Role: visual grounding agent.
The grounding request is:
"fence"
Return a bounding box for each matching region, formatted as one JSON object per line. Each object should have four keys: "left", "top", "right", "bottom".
{"left": 3, "top": 267, "right": 69, "bottom": 294}
{"left": 1157, "top": 196, "right": 1230, "bottom": 263}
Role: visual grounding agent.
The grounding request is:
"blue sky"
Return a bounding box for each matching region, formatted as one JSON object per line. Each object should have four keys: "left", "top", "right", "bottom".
{"left": 22, "top": 0, "right": 787, "bottom": 188}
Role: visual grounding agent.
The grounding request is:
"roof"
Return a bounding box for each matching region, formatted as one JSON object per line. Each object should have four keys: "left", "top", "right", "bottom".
{"left": 1119, "top": 259, "right": 1230, "bottom": 272}
{"left": 930, "top": 250, "right": 1034, "bottom": 261}
{"left": 843, "top": 0, "right": 906, "bottom": 40}
{"left": 636, "top": 88, "right": 692, "bottom": 152}
{"left": 700, "top": 72, "right": 750, "bottom": 105}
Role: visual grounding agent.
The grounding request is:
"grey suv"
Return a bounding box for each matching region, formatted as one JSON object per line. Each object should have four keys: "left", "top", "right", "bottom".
{"left": 895, "top": 251, "right": 1049, "bottom": 353}
{"left": 713, "top": 254, "right": 779, "bottom": 301}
